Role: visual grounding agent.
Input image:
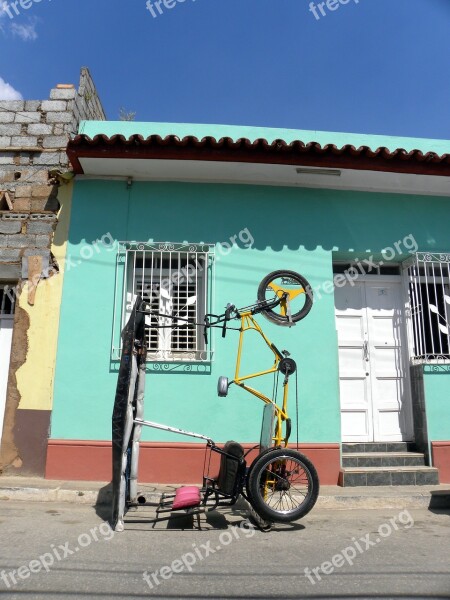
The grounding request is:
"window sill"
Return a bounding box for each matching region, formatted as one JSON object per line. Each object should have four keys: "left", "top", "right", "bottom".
{"left": 411, "top": 357, "right": 450, "bottom": 365}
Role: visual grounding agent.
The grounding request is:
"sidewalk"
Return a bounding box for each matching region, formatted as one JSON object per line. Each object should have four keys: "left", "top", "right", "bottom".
{"left": 1, "top": 476, "right": 449, "bottom": 509}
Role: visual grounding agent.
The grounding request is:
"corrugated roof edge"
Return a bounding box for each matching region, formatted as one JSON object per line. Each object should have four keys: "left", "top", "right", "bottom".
{"left": 67, "top": 133, "right": 450, "bottom": 178}
{"left": 78, "top": 120, "right": 450, "bottom": 156}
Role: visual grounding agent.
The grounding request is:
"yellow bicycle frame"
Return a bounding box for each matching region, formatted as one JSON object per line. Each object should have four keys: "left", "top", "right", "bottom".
{"left": 232, "top": 310, "right": 290, "bottom": 448}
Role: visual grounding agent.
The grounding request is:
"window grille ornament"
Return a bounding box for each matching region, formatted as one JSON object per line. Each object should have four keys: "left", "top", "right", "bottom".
{"left": 405, "top": 252, "right": 450, "bottom": 363}
{"left": 111, "top": 242, "right": 215, "bottom": 363}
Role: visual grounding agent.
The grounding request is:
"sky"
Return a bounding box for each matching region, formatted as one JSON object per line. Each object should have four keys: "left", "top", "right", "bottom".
{"left": 0, "top": 0, "right": 449, "bottom": 139}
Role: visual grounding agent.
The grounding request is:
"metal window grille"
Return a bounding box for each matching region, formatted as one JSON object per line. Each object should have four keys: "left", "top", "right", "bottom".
{"left": 333, "top": 262, "right": 401, "bottom": 276}
{"left": 0, "top": 284, "right": 16, "bottom": 318}
{"left": 112, "top": 242, "right": 215, "bottom": 362}
{"left": 403, "top": 252, "right": 450, "bottom": 363}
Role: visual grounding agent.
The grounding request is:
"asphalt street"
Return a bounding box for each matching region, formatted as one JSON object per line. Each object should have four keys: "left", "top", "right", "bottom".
{"left": 0, "top": 499, "right": 449, "bottom": 599}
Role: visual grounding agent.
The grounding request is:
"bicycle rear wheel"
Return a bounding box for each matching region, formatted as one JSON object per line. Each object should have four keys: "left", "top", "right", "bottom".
{"left": 258, "top": 270, "right": 313, "bottom": 326}
{"left": 247, "top": 448, "right": 319, "bottom": 523}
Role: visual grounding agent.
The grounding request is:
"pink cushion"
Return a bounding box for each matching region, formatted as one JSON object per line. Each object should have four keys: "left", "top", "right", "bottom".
{"left": 172, "top": 486, "right": 201, "bottom": 510}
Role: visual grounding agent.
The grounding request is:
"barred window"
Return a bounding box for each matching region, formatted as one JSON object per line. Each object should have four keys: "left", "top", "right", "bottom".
{"left": 405, "top": 253, "right": 450, "bottom": 362}
{"left": 114, "top": 243, "right": 215, "bottom": 362}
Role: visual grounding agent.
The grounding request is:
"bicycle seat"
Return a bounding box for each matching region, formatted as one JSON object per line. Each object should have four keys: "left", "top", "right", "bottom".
{"left": 172, "top": 486, "right": 201, "bottom": 510}
{"left": 216, "top": 441, "right": 245, "bottom": 496}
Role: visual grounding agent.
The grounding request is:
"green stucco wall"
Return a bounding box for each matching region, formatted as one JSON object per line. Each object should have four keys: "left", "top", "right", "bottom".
{"left": 423, "top": 369, "right": 450, "bottom": 441}
{"left": 51, "top": 181, "right": 450, "bottom": 444}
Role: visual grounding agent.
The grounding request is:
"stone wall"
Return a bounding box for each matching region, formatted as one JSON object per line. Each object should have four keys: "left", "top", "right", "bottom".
{"left": 0, "top": 67, "right": 105, "bottom": 285}
{"left": 0, "top": 67, "right": 105, "bottom": 476}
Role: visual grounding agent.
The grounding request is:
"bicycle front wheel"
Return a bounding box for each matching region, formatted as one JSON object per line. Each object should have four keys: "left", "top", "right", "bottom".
{"left": 257, "top": 270, "right": 313, "bottom": 326}
{"left": 247, "top": 448, "right": 319, "bottom": 523}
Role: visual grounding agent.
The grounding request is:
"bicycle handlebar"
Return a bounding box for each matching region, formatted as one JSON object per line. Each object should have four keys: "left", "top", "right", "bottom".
{"left": 250, "top": 293, "right": 287, "bottom": 316}
{"left": 139, "top": 293, "right": 286, "bottom": 342}
{"left": 222, "top": 304, "right": 232, "bottom": 338}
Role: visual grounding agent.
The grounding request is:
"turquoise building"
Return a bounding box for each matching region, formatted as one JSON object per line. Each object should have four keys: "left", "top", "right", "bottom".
{"left": 46, "top": 122, "right": 450, "bottom": 486}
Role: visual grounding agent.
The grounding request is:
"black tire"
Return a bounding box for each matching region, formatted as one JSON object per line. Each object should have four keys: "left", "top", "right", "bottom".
{"left": 246, "top": 448, "right": 319, "bottom": 523}
{"left": 257, "top": 270, "right": 313, "bottom": 326}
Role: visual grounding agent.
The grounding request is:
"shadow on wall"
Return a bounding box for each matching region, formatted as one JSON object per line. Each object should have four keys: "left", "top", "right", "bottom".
{"left": 66, "top": 182, "right": 450, "bottom": 254}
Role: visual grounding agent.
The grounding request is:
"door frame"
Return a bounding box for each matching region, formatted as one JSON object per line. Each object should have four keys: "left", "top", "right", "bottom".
{"left": 335, "top": 274, "right": 414, "bottom": 442}
{"left": 0, "top": 314, "right": 14, "bottom": 447}
{"left": 0, "top": 283, "right": 16, "bottom": 448}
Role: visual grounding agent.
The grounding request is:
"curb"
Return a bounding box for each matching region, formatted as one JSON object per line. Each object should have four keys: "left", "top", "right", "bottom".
{"left": 0, "top": 487, "right": 102, "bottom": 505}
{"left": 1, "top": 485, "right": 449, "bottom": 510}
{"left": 317, "top": 495, "right": 433, "bottom": 510}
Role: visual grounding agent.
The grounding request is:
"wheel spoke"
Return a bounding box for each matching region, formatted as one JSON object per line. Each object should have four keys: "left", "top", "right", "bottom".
{"left": 257, "top": 456, "right": 312, "bottom": 514}
{"left": 249, "top": 449, "right": 318, "bottom": 522}
{"left": 284, "top": 487, "right": 299, "bottom": 509}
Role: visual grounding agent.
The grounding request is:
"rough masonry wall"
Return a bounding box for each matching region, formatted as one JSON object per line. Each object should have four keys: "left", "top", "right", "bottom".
{"left": 0, "top": 67, "right": 105, "bottom": 476}
{"left": 0, "top": 67, "right": 106, "bottom": 282}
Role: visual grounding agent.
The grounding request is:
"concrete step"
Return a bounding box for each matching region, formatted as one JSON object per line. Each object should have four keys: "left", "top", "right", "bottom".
{"left": 342, "top": 452, "right": 426, "bottom": 468}
{"left": 339, "top": 466, "right": 439, "bottom": 487}
{"left": 342, "top": 442, "right": 416, "bottom": 453}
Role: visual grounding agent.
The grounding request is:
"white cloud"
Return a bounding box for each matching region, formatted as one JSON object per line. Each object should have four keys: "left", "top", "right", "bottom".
{"left": 0, "top": 2, "right": 11, "bottom": 24}
{"left": 0, "top": 7, "right": 39, "bottom": 40}
{"left": 0, "top": 6, "right": 7, "bottom": 31}
{"left": 0, "top": 76, "right": 23, "bottom": 100}
{"left": 10, "top": 20, "right": 38, "bottom": 41}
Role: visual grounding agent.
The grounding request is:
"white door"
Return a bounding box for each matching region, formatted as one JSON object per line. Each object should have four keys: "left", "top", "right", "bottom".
{"left": 335, "top": 278, "right": 413, "bottom": 442}
{"left": 0, "top": 316, "right": 14, "bottom": 447}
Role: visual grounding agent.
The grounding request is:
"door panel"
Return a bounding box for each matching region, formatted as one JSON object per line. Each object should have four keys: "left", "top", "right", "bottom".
{"left": 341, "top": 409, "right": 369, "bottom": 439}
{"left": 365, "top": 282, "right": 412, "bottom": 441}
{"left": 335, "top": 279, "right": 413, "bottom": 442}
{"left": 335, "top": 284, "right": 373, "bottom": 441}
{"left": 378, "top": 410, "right": 406, "bottom": 437}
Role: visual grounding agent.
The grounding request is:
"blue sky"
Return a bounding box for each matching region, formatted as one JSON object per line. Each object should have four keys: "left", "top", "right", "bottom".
{"left": 0, "top": 0, "right": 449, "bottom": 139}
